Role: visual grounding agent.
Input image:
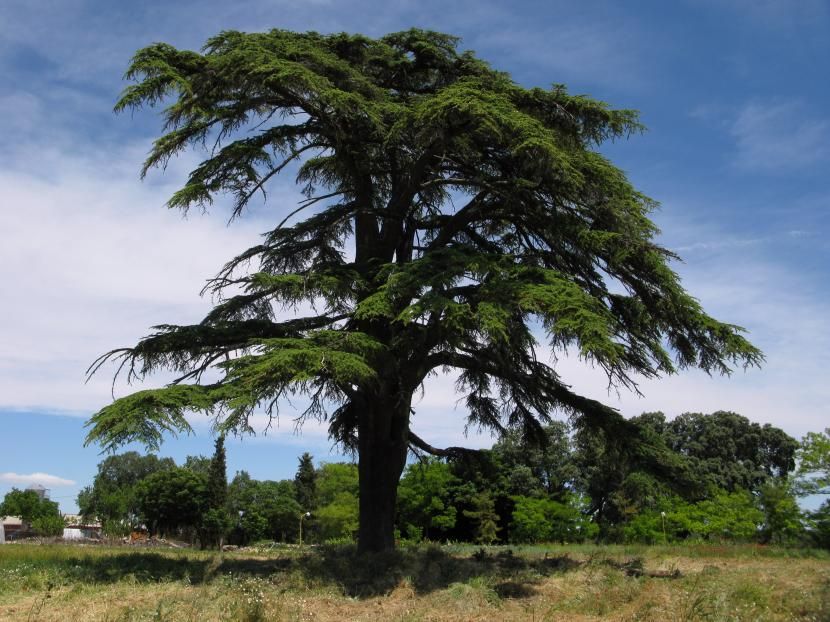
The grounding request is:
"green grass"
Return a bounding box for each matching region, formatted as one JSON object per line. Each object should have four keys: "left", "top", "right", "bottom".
{"left": 442, "top": 541, "right": 830, "bottom": 560}
{"left": 0, "top": 542, "right": 828, "bottom": 621}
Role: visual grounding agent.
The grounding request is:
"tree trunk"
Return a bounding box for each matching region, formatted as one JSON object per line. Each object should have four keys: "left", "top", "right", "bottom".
{"left": 356, "top": 392, "right": 409, "bottom": 553}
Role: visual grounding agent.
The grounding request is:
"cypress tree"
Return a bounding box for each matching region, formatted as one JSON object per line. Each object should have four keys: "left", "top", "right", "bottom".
{"left": 201, "top": 435, "right": 230, "bottom": 548}
{"left": 207, "top": 435, "right": 228, "bottom": 510}
{"left": 294, "top": 452, "right": 318, "bottom": 511}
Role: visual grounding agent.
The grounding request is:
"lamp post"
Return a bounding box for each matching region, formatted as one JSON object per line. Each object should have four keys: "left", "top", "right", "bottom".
{"left": 660, "top": 511, "right": 667, "bottom": 544}
{"left": 299, "top": 511, "right": 311, "bottom": 546}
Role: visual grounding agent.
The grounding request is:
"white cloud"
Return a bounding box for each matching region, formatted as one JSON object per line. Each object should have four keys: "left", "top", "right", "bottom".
{"left": 673, "top": 236, "right": 767, "bottom": 253}
{"left": 4, "top": 128, "right": 825, "bottom": 445}
{"left": 0, "top": 116, "right": 291, "bottom": 413}
{"left": 730, "top": 100, "right": 829, "bottom": 172}
{"left": 400, "top": 206, "right": 830, "bottom": 443}
{"left": 0, "top": 472, "right": 76, "bottom": 487}
{"left": 605, "top": 208, "right": 830, "bottom": 438}
{"left": 0, "top": 6, "right": 826, "bottom": 451}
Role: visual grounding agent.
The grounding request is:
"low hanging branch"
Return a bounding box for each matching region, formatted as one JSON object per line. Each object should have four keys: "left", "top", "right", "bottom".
{"left": 407, "top": 430, "right": 481, "bottom": 461}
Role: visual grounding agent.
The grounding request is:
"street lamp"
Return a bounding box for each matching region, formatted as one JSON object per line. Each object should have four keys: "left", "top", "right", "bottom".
{"left": 660, "top": 511, "right": 667, "bottom": 544}
{"left": 299, "top": 511, "right": 311, "bottom": 546}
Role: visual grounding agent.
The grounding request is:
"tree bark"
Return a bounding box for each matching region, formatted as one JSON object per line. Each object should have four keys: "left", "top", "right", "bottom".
{"left": 356, "top": 391, "right": 409, "bottom": 553}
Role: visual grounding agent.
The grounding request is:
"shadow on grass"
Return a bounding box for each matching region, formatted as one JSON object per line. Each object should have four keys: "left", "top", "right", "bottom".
{"left": 297, "top": 546, "right": 583, "bottom": 597}
{"left": 48, "top": 546, "right": 585, "bottom": 598}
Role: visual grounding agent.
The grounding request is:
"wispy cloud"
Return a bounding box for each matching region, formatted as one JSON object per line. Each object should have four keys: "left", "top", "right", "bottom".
{"left": 730, "top": 100, "right": 829, "bottom": 172}
{"left": 1, "top": 0, "right": 827, "bottom": 451}
{"left": 408, "top": 274, "right": 829, "bottom": 443}
{"left": 0, "top": 472, "right": 76, "bottom": 487}
{"left": 3, "top": 114, "right": 826, "bottom": 442}
{"left": 479, "top": 8, "right": 647, "bottom": 90}
{"left": 404, "top": 205, "right": 830, "bottom": 441}
{"left": 673, "top": 236, "right": 767, "bottom": 253}
{"left": 0, "top": 127, "right": 280, "bottom": 413}
{"left": 643, "top": 209, "right": 828, "bottom": 437}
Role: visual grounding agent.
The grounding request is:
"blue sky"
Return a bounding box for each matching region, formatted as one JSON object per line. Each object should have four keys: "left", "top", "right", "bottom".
{"left": 1, "top": 0, "right": 828, "bottom": 512}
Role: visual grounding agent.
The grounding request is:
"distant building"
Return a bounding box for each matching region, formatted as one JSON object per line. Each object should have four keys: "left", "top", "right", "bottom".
{"left": 61, "top": 515, "right": 102, "bottom": 540}
{"left": 26, "top": 484, "right": 49, "bottom": 499}
{"left": 1, "top": 517, "right": 25, "bottom": 541}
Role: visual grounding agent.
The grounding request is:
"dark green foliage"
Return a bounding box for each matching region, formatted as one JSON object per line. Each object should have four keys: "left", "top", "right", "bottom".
{"left": 461, "top": 490, "right": 499, "bottom": 544}
{"left": 199, "top": 508, "right": 233, "bottom": 548}
{"left": 227, "top": 470, "right": 254, "bottom": 513}
{"left": 86, "top": 28, "right": 762, "bottom": 551}
{"left": 442, "top": 423, "right": 578, "bottom": 543}
{"left": 664, "top": 411, "right": 798, "bottom": 493}
{"left": 227, "top": 472, "right": 302, "bottom": 543}
{"left": 490, "top": 422, "right": 577, "bottom": 498}
{"left": 0, "top": 489, "right": 61, "bottom": 525}
{"left": 443, "top": 413, "right": 800, "bottom": 545}
{"left": 255, "top": 480, "right": 302, "bottom": 542}
{"left": 77, "top": 452, "right": 175, "bottom": 530}
{"left": 135, "top": 467, "right": 208, "bottom": 538}
{"left": 206, "top": 436, "right": 228, "bottom": 510}
{"left": 294, "top": 452, "right": 318, "bottom": 511}
{"left": 572, "top": 411, "right": 797, "bottom": 538}
{"left": 200, "top": 435, "right": 230, "bottom": 547}
{"left": 239, "top": 510, "right": 269, "bottom": 542}
{"left": 572, "top": 415, "right": 692, "bottom": 532}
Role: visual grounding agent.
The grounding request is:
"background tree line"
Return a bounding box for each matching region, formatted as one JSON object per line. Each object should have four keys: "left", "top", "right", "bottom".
{"left": 0, "top": 489, "right": 64, "bottom": 537}
{"left": 65, "top": 412, "right": 830, "bottom": 548}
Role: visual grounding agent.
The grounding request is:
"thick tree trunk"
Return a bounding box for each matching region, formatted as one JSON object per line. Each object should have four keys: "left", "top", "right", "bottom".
{"left": 356, "top": 393, "right": 409, "bottom": 553}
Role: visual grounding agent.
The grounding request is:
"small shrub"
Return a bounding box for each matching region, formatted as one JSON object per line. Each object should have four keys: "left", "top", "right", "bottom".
{"left": 31, "top": 515, "right": 65, "bottom": 537}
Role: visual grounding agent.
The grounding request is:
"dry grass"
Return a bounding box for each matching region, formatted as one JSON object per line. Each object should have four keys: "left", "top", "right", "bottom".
{"left": 0, "top": 543, "right": 827, "bottom": 621}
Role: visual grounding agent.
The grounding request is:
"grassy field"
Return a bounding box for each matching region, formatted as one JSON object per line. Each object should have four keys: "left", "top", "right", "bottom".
{"left": 0, "top": 542, "right": 828, "bottom": 621}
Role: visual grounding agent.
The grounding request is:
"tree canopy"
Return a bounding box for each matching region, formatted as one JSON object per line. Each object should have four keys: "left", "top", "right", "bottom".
{"left": 85, "top": 28, "right": 761, "bottom": 552}
{"left": 0, "top": 489, "right": 60, "bottom": 526}
{"left": 78, "top": 451, "right": 175, "bottom": 532}
{"left": 135, "top": 467, "right": 207, "bottom": 538}
{"left": 294, "top": 452, "right": 318, "bottom": 511}
{"left": 662, "top": 411, "right": 797, "bottom": 492}
{"left": 796, "top": 428, "right": 830, "bottom": 495}
{"left": 66, "top": 410, "right": 819, "bottom": 548}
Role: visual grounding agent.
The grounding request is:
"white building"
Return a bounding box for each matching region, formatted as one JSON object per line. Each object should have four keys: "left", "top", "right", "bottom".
{"left": 0, "top": 517, "right": 25, "bottom": 542}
